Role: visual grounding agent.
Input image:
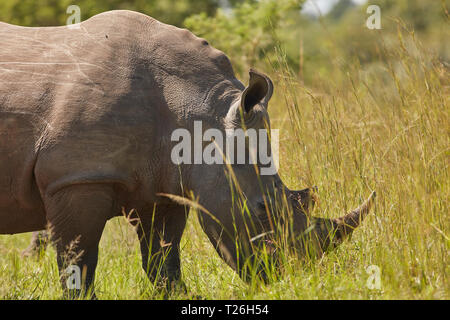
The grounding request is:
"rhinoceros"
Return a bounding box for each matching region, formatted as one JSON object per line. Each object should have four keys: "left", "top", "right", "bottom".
{"left": 0, "top": 10, "right": 375, "bottom": 297}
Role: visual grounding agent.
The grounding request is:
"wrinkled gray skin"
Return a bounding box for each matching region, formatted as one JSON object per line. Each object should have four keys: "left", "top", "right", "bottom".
{"left": 0, "top": 10, "right": 375, "bottom": 297}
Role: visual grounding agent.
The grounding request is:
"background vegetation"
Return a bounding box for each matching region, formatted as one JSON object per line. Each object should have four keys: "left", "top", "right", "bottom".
{"left": 0, "top": 0, "right": 448, "bottom": 299}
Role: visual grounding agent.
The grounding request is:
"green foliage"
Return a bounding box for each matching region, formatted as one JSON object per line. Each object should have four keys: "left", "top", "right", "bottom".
{"left": 185, "top": 0, "right": 305, "bottom": 75}
{"left": 369, "top": 0, "right": 447, "bottom": 32}
{"left": 285, "top": 0, "right": 449, "bottom": 86}
{"left": 0, "top": 0, "right": 221, "bottom": 27}
{"left": 1, "top": 0, "right": 446, "bottom": 83}
{"left": 327, "top": 0, "right": 356, "bottom": 21}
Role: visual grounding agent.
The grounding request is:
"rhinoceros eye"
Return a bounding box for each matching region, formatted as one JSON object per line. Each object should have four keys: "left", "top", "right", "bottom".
{"left": 256, "top": 200, "right": 267, "bottom": 211}
{"left": 254, "top": 201, "right": 272, "bottom": 223}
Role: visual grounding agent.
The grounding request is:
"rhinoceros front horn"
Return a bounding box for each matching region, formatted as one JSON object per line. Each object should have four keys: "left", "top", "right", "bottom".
{"left": 332, "top": 191, "right": 376, "bottom": 238}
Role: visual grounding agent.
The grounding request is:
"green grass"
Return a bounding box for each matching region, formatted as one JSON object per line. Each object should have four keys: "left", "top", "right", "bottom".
{"left": 0, "top": 24, "right": 448, "bottom": 300}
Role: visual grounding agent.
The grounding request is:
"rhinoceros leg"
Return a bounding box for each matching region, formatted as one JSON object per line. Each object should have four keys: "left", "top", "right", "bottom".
{"left": 43, "top": 185, "right": 113, "bottom": 299}
{"left": 135, "top": 204, "right": 188, "bottom": 294}
{"left": 21, "top": 230, "right": 49, "bottom": 257}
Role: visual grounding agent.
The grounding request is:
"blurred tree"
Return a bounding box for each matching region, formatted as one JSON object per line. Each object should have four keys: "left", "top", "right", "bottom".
{"left": 327, "top": 0, "right": 355, "bottom": 21}
{"left": 0, "top": 0, "right": 446, "bottom": 86}
{"left": 294, "top": 0, "right": 448, "bottom": 86}
{"left": 185, "top": 0, "right": 305, "bottom": 75}
{"left": 369, "top": 0, "right": 446, "bottom": 32}
{"left": 0, "top": 0, "right": 222, "bottom": 27}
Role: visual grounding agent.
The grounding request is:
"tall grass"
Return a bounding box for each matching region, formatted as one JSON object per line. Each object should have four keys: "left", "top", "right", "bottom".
{"left": 0, "top": 22, "right": 448, "bottom": 299}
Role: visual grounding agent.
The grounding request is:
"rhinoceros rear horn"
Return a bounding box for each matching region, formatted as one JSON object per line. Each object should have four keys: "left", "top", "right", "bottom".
{"left": 333, "top": 191, "right": 376, "bottom": 237}
{"left": 289, "top": 186, "right": 318, "bottom": 213}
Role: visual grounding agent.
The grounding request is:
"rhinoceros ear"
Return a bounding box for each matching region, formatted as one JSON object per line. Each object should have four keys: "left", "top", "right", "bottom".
{"left": 241, "top": 69, "right": 274, "bottom": 113}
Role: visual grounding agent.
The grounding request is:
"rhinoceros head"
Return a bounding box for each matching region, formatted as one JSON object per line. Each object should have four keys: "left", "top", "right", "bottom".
{"left": 187, "top": 69, "right": 375, "bottom": 281}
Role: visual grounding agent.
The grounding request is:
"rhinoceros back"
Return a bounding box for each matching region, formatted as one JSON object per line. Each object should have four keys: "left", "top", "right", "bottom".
{"left": 0, "top": 10, "right": 239, "bottom": 233}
